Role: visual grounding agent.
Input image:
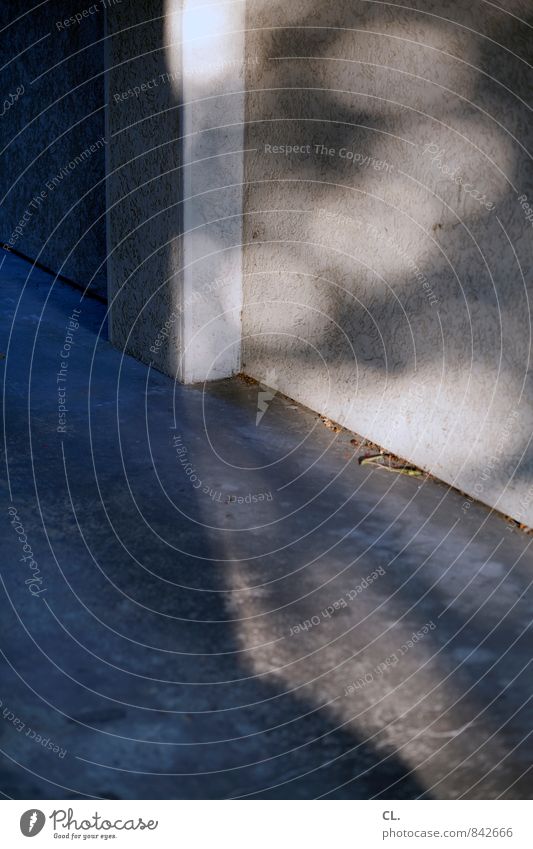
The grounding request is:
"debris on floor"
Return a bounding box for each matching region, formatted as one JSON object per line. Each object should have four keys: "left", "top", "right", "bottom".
{"left": 319, "top": 415, "right": 342, "bottom": 433}
{"left": 359, "top": 452, "right": 424, "bottom": 477}
{"left": 237, "top": 372, "right": 259, "bottom": 386}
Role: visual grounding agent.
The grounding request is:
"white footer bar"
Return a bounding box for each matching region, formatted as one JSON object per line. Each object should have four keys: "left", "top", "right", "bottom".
{"left": 2, "top": 799, "right": 532, "bottom": 848}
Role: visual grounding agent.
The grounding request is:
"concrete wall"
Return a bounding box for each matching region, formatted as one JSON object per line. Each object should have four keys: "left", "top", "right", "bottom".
{"left": 241, "top": 0, "right": 533, "bottom": 526}
{"left": 105, "top": 0, "right": 184, "bottom": 374}
{"left": 106, "top": 0, "right": 245, "bottom": 381}
{"left": 0, "top": 1, "right": 107, "bottom": 298}
{"left": 179, "top": 0, "right": 245, "bottom": 382}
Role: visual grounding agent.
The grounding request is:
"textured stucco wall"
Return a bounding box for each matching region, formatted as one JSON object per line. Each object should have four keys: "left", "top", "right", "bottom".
{"left": 242, "top": 0, "right": 533, "bottom": 526}
{"left": 179, "top": 0, "right": 245, "bottom": 382}
{"left": 106, "top": 0, "right": 245, "bottom": 381}
{"left": 105, "top": 0, "right": 184, "bottom": 375}
{"left": 0, "top": 1, "right": 107, "bottom": 298}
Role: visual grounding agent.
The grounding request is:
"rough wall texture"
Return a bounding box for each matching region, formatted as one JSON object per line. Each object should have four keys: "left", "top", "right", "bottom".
{"left": 106, "top": 0, "right": 184, "bottom": 376}
{"left": 106, "top": 0, "right": 245, "bottom": 382}
{"left": 179, "top": 0, "right": 245, "bottom": 382}
{"left": 0, "top": 1, "right": 107, "bottom": 298}
{"left": 242, "top": 0, "right": 533, "bottom": 526}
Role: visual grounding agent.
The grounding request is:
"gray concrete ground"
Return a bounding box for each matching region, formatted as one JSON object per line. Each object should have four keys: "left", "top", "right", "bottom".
{"left": 1, "top": 250, "right": 532, "bottom": 799}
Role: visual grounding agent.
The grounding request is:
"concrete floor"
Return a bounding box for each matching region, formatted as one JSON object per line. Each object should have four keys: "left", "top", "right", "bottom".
{"left": 1, "top": 249, "right": 532, "bottom": 800}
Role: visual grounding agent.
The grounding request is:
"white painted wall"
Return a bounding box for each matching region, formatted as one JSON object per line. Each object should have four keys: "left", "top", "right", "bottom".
{"left": 179, "top": 0, "right": 245, "bottom": 382}
{"left": 241, "top": 0, "right": 533, "bottom": 527}
{"left": 106, "top": 0, "right": 245, "bottom": 382}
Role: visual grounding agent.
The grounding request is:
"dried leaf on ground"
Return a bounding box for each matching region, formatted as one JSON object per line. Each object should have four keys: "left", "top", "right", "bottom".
{"left": 359, "top": 452, "right": 423, "bottom": 476}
